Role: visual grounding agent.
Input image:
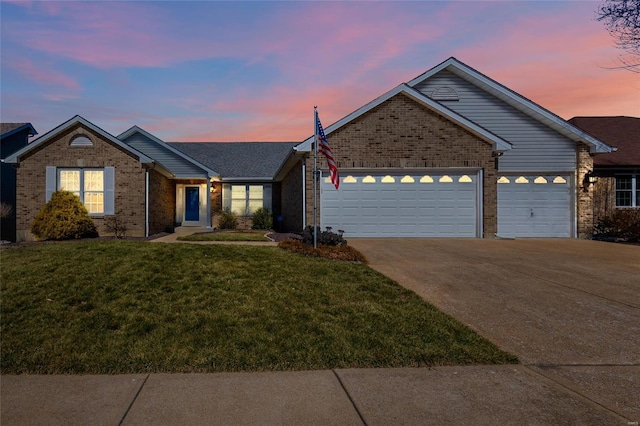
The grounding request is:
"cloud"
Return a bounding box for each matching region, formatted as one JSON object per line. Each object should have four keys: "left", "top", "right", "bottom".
{"left": 9, "top": 58, "right": 81, "bottom": 94}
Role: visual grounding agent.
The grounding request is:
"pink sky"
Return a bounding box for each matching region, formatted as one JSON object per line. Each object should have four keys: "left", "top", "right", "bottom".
{"left": 1, "top": 1, "right": 638, "bottom": 142}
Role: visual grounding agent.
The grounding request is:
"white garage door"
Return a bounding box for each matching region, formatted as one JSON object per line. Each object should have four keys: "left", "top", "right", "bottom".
{"left": 321, "top": 171, "right": 479, "bottom": 237}
{"left": 497, "top": 174, "right": 572, "bottom": 238}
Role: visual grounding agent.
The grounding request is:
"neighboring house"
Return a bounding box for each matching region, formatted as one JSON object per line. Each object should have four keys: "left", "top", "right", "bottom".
{"left": 568, "top": 116, "right": 640, "bottom": 222}
{"left": 1, "top": 123, "right": 37, "bottom": 242}
{"left": 6, "top": 57, "right": 616, "bottom": 241}
{"left": 295, "top": 57, "right": 613, "bottom": 238}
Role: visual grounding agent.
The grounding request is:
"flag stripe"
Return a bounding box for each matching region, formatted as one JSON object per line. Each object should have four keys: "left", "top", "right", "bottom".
{"left": 316, "top": 113, "right": 339, "bottom": 190}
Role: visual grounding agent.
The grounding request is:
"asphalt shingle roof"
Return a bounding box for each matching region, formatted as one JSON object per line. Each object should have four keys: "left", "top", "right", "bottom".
{"left": 168, "top": 142, "right": 297, "bottom": 179}
{"left": 569, "top": 116, "right": 640, "bottom": 167}
{"left": 1, "top": 123, "right": 34, "bottom": 137}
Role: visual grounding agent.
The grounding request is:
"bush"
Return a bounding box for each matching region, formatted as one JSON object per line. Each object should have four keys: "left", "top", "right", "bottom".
{"left": 104, "top": 216, "right": 128, "bottom": 239}
{"left": 0, "top": 202, "right": 13, "bottom": 219}
{"left": 278, "top": 240, "right": 367, "bottom": 262}
{"left": 251, "top": 207, "right": 273, "bottom": 230}
{"left": 302, "top": 226, "right": 346, "bottom": 246}
{"left": 593, "top": 209, "right": 640, "bottom": 243}
{"left": 218, "top": 209, "right": 238, "bottom": 230}
{"left": 31, "top": 191, "right": 98, "bottom": 241}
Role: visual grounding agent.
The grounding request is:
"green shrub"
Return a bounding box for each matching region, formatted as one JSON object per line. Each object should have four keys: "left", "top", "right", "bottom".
{"left": 302, "top": 226, "right": 347, "bottom": 246}
{"left": 31, "top": 191, "right": 98, "bottom": 241}
{"left": 218, "top": 209, "right": 238, "bottom": 230}
{"left": 104, "top": 216, "right": 128, "bottom": 239}
{"left": 593, "top": 209, "right": 640, "bottom": 243}
{"left": 251, "top": 207, "right": 273, "bottom": 230}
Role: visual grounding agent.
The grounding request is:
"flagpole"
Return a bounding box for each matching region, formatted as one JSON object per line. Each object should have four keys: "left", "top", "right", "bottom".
{"left": 313, "top": 106, "right": 318, "bottom": 249}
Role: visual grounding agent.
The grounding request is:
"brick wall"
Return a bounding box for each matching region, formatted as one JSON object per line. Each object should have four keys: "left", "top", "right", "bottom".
{"left": 576, "top": 143, "right": 594, "bottom": 238}
{"left": 304, "top": 93, "right": 497, "bottom": 237}
{"left": 148, "top": 169, "right": 175, "bottom": 235}
{"left": 15, "top": 123, "right": 148, "bottom": 240}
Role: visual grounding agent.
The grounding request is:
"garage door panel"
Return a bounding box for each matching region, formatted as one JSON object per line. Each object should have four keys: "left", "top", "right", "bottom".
{"left": 322, "top": 172, "right": 478, "bottom": 237}
{"left": 498, "top": 174, "right": 571, "bottom": 238}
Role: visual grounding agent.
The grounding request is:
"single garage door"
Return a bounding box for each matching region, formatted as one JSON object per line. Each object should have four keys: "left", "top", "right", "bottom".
{"left": 321, "top": 171, "right": 479, "bottom": 237}
{"left": 497, "top": 174, "right": 572, "bottom": 237}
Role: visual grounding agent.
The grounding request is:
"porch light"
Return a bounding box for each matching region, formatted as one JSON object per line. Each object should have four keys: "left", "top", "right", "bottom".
{"left": 582, "top": 171, "right": 597, "bottom": 192}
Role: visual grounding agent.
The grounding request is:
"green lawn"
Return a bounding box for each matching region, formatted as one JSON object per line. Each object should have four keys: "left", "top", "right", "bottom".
{"left": 178, "top": 230, "right": 270, "bottom": 242}
{"left": 0, "top": 241, "right": 517, "bottom": 374}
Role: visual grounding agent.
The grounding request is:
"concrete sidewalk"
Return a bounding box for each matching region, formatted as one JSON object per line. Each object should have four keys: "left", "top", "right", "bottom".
{"left": 2, "top": 366, "right": 632, "bottom": 425}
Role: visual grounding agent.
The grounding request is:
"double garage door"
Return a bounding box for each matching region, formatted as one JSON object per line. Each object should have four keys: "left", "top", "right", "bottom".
{"left": 321, "top": 171, "right": 572, "bottom": 238}
{"left": 321, "top": 171, "right": 479, "bottom": 237}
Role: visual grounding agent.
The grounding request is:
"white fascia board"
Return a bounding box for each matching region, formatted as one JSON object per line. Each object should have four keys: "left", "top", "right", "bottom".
{"left": 118, "top": 126, "right": 219, "bottom": 178}
{"left": 409, "top": 57, "right": 613, "bottom": 154}
{"left": 295, "top": 83, "right": 511, "bottom": 153}
{"left": 0, "top": 123, "right": 38, "bottom": 139}
{"left": 219, "top": 177, "right": 274, "bottom": 182}
{"left": 5, "top": 115, "right": 154, "bottom": 164}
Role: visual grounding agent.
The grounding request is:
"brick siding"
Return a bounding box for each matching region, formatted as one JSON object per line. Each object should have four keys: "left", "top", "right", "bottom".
{"left": 148, "top": 169, "right": 175, "bottom": 235}
{"left": 304, "top": 93, "right": 497, "bottom": 237}
{"left": 280, "top": 160, "right": 304, "bottom": 232}
{"left": 15, "top": 123, "right": 149, "bottom": 240}
{"left": 576, "top": 143, "right": 594, "bottom": 238}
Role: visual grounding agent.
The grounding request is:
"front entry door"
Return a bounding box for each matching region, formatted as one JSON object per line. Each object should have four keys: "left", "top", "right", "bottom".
{"left": 185, "top": 186, "right": 200, "bottom": 222}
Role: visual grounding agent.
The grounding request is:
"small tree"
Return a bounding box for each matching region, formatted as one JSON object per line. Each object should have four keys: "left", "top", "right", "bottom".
{"left": 218, "top": 208, "right": 238, "bottom": 230}
{"left": 31, "top": 191, "right": 98, "bottom": 240}
{"left": 251, "top": 207, "right": 273, "bottom": 230}
{"left": 597, "top": 0, "right": 640, "bottom": 72}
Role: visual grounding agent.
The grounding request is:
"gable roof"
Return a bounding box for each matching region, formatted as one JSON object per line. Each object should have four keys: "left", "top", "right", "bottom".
{"left": 169, "top": 142, "right": 298, "bottom": 181}
{"left": 4, "top": 115, "right": 153, "bottom": 164}
{"left": 569, "top": 116, "right": 640, "bottom": 167}
{"left": 408, "top": 57, "right": 613, "bottom": 154}
{"left": 1, "top": 123, "right": 37, "bottom": 139}
{"left": 118, "top": 126, "right": 217, "bottom": 178}
{"left": 296, "top": 84, "right": 512, "bottom": 153}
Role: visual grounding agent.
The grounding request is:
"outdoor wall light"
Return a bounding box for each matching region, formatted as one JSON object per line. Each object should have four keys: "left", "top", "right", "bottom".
{"left": 582, "top": 171, "right": 597, "bottom": 192}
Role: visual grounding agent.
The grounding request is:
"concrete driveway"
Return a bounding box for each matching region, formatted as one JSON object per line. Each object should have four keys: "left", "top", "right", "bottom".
{"left": 349, "top": 238, "right": 640, "bottom": 420}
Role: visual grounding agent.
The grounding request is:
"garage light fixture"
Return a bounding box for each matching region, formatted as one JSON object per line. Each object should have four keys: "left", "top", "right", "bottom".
{"left": 582, "top": 171, "right": 597, "bottom": 192}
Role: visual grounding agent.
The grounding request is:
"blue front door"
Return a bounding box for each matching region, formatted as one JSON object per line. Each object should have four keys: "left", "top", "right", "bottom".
{"left": 185, "top": 187, "right": 199, "bottom": 222}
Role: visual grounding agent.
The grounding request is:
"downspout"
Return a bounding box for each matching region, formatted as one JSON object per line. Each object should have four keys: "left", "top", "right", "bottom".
{"left": 302, "top": 158, "right": 306, "bottom": 228}
{"left": 206, "top": 178, "right": 212, "bottom": 229}
{"left": 145, "top": 168, "right": 149, "bottom": 238}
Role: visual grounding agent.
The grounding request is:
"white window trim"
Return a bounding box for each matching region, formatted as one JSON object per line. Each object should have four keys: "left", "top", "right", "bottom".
{"left": 223, "top": 183, "right": 272, "bottom": 215}
{"left": 46, "top": 166, "right": 115, "bottom": 216}
{"left": 57, "top": 168, "right": 105, "bottom": 215}
{"left": 615, "top": 174, "right": 639, "bottom": 208}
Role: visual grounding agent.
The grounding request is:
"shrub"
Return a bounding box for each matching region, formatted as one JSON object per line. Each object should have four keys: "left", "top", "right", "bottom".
{"left": 218, "top": 209, "right": 238, "bottom": 230}
{"left": 104, "top": 216, "right": 128, "bottom": 239}
{"left": 0, "top": 202, "right": 13, "bottom": 219}
{"left": 251, "top": 207, "right": 273, "bottom": 230}
{"left": 302, "top": 225, "right": 346, "bottom": 246}
{"left": 278, "top": 240, "right": 367, "bottom": 262}
{"left": 31, "top": 191, "right": 98, "bottom": 241}
{"left": 593, "top": 209, "right": 640, "bottom": 243}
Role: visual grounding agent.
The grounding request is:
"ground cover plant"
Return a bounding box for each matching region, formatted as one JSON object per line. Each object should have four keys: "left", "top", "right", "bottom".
{"left": 1, "top": 241, "right": 517, "bottom": 374}
{"left": 178, "top": 230, "right": 270, "bottom": 242}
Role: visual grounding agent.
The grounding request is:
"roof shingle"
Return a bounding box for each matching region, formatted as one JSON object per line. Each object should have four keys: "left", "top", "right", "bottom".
{"left": 569, "top": 116, "right": 640, "bottom": 167}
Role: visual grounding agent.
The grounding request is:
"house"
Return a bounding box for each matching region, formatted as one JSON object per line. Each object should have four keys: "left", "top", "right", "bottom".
{"left": 6, "top": 57, "right": 615, "bottom": 241}
{"left": 295, "top": 57, "right": 613, "bottom": 238}
{"left": 4, "top": 117, "right": 298, "bottom": 240}
{"left": 568, "top": 116, "right": 640, "bottom": 222}
{"left": 1, "top": 123, "right": 37, "bottom": 242}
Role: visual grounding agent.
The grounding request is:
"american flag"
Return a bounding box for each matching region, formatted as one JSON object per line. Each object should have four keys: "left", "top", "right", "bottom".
{"left": 316, "top": 113, "right": 340, "bottom": 190}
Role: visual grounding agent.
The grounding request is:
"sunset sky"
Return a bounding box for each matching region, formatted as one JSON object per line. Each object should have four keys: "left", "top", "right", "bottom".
{"left": 1, "top": 0, "right": 638, "bottom": 142}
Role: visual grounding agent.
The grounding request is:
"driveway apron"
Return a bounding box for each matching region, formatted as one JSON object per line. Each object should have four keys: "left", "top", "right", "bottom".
{"left": 349, "top": 238, "right": 640, "bottom": 421}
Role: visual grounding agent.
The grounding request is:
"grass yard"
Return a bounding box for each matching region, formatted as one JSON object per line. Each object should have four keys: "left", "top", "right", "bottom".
{"left": 178, "top": 230, "right": 270, "bottom": 242}
{"left": 1, "top": 241, "right": 517, "bottom": 374}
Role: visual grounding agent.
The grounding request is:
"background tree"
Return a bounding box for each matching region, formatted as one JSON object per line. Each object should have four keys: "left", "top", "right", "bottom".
{"left": 597, "top": 0, "right": 640, "bottom": 72}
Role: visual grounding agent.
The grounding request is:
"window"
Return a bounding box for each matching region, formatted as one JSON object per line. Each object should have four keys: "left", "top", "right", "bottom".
{"left": 616, "top": 174, "right": 639, "bottom": 207}
{"left": 226, "top": 184, "right": 270, "bottom": 215}
{"left": 58, "top": 169, "right": 104, "bottom": 214}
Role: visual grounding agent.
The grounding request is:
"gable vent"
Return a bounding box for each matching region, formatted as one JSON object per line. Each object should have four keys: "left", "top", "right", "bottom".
{"left": 431, "top": 86, "right": 459, "bottom": 101}
{"left": 70, "top": 135, "right": 93, "bottom": 147}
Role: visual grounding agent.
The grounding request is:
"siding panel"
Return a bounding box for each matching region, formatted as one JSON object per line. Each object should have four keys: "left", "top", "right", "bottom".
{"left": 413, "top": 71, "right": 577, "bottom": 172}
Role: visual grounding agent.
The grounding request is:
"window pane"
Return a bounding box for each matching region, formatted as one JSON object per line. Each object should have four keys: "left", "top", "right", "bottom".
{"left": 231, "top": 185, "right": 246, "bottom": 198}
{"left": 248, "top": 185, "right": 262, "bottom": 198}
{"left": 59, "top": 170, "right": 80, "bottom": 192}
{"left": 231, "top": 199, "right": 245, "bottom": 215}
{"left": 616, "top": 191, "right": 632, "bottom": 207}
{"left": 248, "top": 199, "right": 262, "bottom": 214}
{"left": 84, "top": 170, "right": 104, "bottom": 191}
{"left": 84, "top": 192, "right": 104, "bottom": 214}
{"left": 616, "top": 176, "right": 632, "bottom": 190}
